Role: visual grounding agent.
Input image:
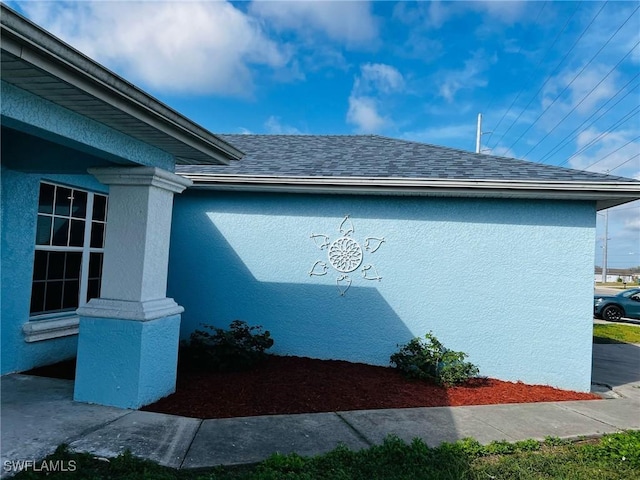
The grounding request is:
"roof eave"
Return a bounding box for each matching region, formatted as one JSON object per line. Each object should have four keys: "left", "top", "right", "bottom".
{"left": 0, "top": 5, "right": 243, "bottom": 165}
{"left": 180, "top": 174, "right": 640, "bottom": 210}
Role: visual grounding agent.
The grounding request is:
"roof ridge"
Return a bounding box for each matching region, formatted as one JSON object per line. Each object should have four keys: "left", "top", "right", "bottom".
{"left": 218, "top": 133, "right": 632, "bottom": 180}
{"left": 370, "top": 135, "right": 634, "bottom": 180}
{"left": 209, "top": 133, "right": 635, "bottom": 182}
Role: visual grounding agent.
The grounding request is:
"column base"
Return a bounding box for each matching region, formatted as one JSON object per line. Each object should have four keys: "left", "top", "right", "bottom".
{"left": 74, "top": 314, "right": 181, "bottom": 409}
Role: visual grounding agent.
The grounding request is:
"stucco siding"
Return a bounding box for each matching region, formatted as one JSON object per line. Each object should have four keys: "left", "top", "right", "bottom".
{"left": 1, "top": 81, "right": 174, "bottom": 171}
{"left": 0, "top": 166, "right": 108, "bottom": 374}
{"left": 169, "top": 191, "right": 597, "bottom": 392}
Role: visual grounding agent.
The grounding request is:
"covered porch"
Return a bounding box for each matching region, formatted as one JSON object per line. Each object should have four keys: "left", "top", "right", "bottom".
{"left": 0, "top": 5, "right": 242, "bottom": 408}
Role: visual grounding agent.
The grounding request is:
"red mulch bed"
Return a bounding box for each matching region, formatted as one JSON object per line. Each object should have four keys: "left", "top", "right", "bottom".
{"left": 25, "top": 355, "right": 600, "bottom": 419}
{"left": 146, "top": 355, "right": 600, "bottom": 418}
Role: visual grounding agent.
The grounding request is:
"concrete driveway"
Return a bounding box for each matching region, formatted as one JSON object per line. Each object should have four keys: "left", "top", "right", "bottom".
{"left": 592, "top": 342, "right": 640, "bottom": 400}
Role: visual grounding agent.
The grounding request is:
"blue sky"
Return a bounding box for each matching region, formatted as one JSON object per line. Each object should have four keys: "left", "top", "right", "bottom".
{"left": 12, "top": 0, "right": 640, "bottom": 269}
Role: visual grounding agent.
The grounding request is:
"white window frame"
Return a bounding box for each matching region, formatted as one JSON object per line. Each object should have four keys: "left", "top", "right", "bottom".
{"left": 24, "top": 181, "right": 107, "bottom": 342}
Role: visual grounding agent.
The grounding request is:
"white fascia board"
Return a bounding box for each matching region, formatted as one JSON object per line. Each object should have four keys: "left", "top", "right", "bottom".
{"left": 182, "top": 174, "right": 640, "bottom": 210}
{"left": 0, "top": 7, "right": 243, "bottom": 164}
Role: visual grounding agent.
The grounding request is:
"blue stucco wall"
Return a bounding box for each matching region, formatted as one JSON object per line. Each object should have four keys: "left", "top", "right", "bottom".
{"left": 1, "top": 166, "right": 108, "bottom": 374}
{"left": 1, "top": 82, "right": 180, "bottom": 376}
{"left": 74, "top": 314, "right": 180, "bottom": 409}
{"left": 169, "top": 191, "right": 597, "bottom": 392}
{"left": 1, "top": 81, "right": 174, "bottom": 171}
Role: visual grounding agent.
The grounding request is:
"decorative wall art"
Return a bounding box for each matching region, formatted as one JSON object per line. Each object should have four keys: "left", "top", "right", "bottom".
{"left": 309, "top": 215, "right": 385, "bottom": 296}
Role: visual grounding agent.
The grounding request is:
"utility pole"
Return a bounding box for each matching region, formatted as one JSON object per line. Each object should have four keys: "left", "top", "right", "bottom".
{"left": 602, "top": 209, "right": 609, "bottom": 283}
{"left": 476, "top": 113, "right": 482, "bottom": 154}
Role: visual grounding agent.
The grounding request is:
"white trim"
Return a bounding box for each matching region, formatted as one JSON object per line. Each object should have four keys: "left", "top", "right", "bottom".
{"left": 76, "top": 298, "right": 184, "bottom": 321}
{"left": 23, "top": 315, "right": 79, "bottom": 342}
{"left": 79, "top": 193, "right": 94, "bottom": 306}
{"left": 181, "top": 174, "right": 640, "bottom": 210}
{"left": 30, "top": 183, "right": 107, "bottom": 317}
{"left": 1, "top": 5, "right": 243, "bottom": 164}
{"left": 89, "top": 167, "right": 192, "bottom": 193}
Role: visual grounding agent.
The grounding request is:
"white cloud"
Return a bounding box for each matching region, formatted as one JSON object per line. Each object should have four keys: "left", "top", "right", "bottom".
{"left": 574, "top": 3, "right": 640, "bottom": 66}
{"left": 400, "top": 124, "right": 516, "bottom": 157}
{"left": 250, "top": 0, "right": 378, "bottom": 46}
{"left": 402, "top": 124, "right": 474, "bottom": 143}
{"left": 20, "top": 1, "right": 289, "bottom": 96}
{"left": 569, "top": 128, "right": 640, "bottom": 179}
{"left": 347, "top": 96, "right": 386, "bottom": 133}
{"left": 393, "top": 0, "right": 529, "bottom": 29}
{"left": 624, "top": 216, "right": 640, "bottom": 232}
{"left": 437, "top": 50, "right": 495, "bottom": 102}
{"left": 358, "top": 63, "right": 405, "bottom": 94}
{"left": 264, "top": 116, "right": 302, "bottom": 134}
{"left": 472, "top": 1, "right": 529, "bottom": 24}
{"left": 543, "top": 64, "right": 619, "bottom": 114}
{"left": 486, "top": 143, "right": 516, "bottom": 159}
{"left": 346, "top": 63, "right": 405, "bottom": 133}
{"left": 597, "top": 201, "right": 640, "bottom": 268}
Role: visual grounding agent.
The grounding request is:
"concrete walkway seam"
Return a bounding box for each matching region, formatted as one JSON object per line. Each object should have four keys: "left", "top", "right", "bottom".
{"left": 334, "top": 412, "right": 373, "bottom": 447}
{"left": 553, "top": 404, "right": 623, "bottom": 432}
{"left": 67, "top": 410, "right": 134, "bottom": 453}
{"left": 179, "top": 419, "right": 203, "bottom": 470}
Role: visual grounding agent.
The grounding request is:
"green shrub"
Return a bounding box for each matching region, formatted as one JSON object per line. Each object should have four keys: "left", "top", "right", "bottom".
{"left": 180, "top": 320, "right": 274, "bottom": 372}
{"left": 389, "top": 332, "right": 479, "bottom": 386}
{"left": 543, "top": 436, "right": 568, "bottom": 447}
{"left": 457, "top": 437, "right": 484, "bottom": 457}
{"left": 484, "top": 440, "right": 516, "bottom": 455}
{"left": 583, "top": 430, "right": 640, "bottom": 468}
{"left": 514, "top": 439, "right": 542, "bottom": 452}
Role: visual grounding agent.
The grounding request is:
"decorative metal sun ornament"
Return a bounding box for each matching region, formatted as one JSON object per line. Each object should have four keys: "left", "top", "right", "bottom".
{"left": 309, "top": 215, "right": 384, "bottom": 296}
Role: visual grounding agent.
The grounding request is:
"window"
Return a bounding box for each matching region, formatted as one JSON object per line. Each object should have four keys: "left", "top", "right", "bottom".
{"left": 30, "top": 182, "right": 108, "bottom": 317}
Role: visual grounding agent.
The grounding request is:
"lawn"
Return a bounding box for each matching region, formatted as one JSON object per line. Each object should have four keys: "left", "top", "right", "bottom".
{"left": 11, "top": 431, "right": 640, "bottom": 480}
{"left": 593, "top": 323, "right": 640, "bottom": 344}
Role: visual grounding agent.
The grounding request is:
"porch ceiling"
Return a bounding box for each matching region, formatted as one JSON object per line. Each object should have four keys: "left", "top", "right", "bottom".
{"left": 0, "top": 5, "right": 243, "bottom": 166}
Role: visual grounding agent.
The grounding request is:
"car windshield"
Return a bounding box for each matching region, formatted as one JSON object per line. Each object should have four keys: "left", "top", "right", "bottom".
{"left": 620, "top": 289, "right": 640, "bottom": 298}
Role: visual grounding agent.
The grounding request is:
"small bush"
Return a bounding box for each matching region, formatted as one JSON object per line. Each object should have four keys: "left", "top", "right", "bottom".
{"left": 484, "top": 440, "right": 516, "bottom": 455}
{"left": 544, "top": 436, "right": 568, "bottom": 447}
{"left": 390, "top": 332, "right": 479, "bottom": 386}
{"left": 457, "top": 437, "right": 484, "bottom": 457}
{"left": 514, "top": 439, "right": 542, "bottom": 452}
{"left": 583, "top": 430, "right": 640, "bottom": 468}
{"left": 180, "top": 320, "right": 274, "bottom": 372}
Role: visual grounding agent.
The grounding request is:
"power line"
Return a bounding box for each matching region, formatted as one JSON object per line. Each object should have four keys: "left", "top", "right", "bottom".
{"left": 482, "top": 0, "right": 558, "bottom": 148}
{"left": 523, "top": 40, "right": 640, "bottom": 159}
{"left": 488, "top": 1, "right": 607, "bottom": 151}
{"left": 608, "top": 152, "right": 640, "bottom": 172}
{"left": 508, "top": 4, "right": 640, "bottom": 153}
{"left": 580, "top": 136, "right": 640, "bottom": 170}
{"left": 557, "top": 105, "right": 640, "bottom": 167}
{"left": 480, "top": 1, "right": 549, "bottom": 127}
{"left": 538, "top": 75, "right": 640, "bottom": 162}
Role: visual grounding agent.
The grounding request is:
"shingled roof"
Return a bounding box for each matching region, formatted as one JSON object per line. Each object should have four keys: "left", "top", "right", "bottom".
{"left": 177, "top": 134, "right": 634, "bottom": 182}
{"left": 176, "top": 134, "right": 640, "bottom": 210}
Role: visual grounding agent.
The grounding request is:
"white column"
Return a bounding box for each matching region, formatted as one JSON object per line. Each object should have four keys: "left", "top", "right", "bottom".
{"left": 77, "top": 166, "right": 192, "bottom": 320}
{"left": 74, "top": 166, "right": 192, "bottom": 408}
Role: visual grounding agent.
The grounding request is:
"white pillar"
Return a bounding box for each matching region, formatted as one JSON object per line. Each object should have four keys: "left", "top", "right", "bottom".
{"left": 74, "top": 166, "right": 192, "bottom": 409}
{"left": 77, "top": 167, "right": 192, "bottom": 320}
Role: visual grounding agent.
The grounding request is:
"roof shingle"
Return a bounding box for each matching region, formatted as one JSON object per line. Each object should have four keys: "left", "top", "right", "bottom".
{"left": 176, "top": 134, "right": 636, "bottom": 183}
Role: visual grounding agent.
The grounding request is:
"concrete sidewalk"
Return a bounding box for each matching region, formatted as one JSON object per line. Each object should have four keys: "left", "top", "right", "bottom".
{"left": 2, "top": 343, "right": 639, "bottom": 476}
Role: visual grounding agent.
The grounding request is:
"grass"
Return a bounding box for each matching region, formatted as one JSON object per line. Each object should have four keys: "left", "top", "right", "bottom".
{"left": 10, "top": 431, "right": 640, "bottom": 480}
{"left": 595, "top": 282, "right": 639, "bottom": 289}
{"left": 593, "top": 323, "right": 640, "bottom": 344}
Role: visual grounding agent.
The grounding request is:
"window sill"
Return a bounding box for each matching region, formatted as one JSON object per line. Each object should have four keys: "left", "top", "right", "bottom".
{"left": 23, "top": 315, "right": 79, "bottom": 343}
